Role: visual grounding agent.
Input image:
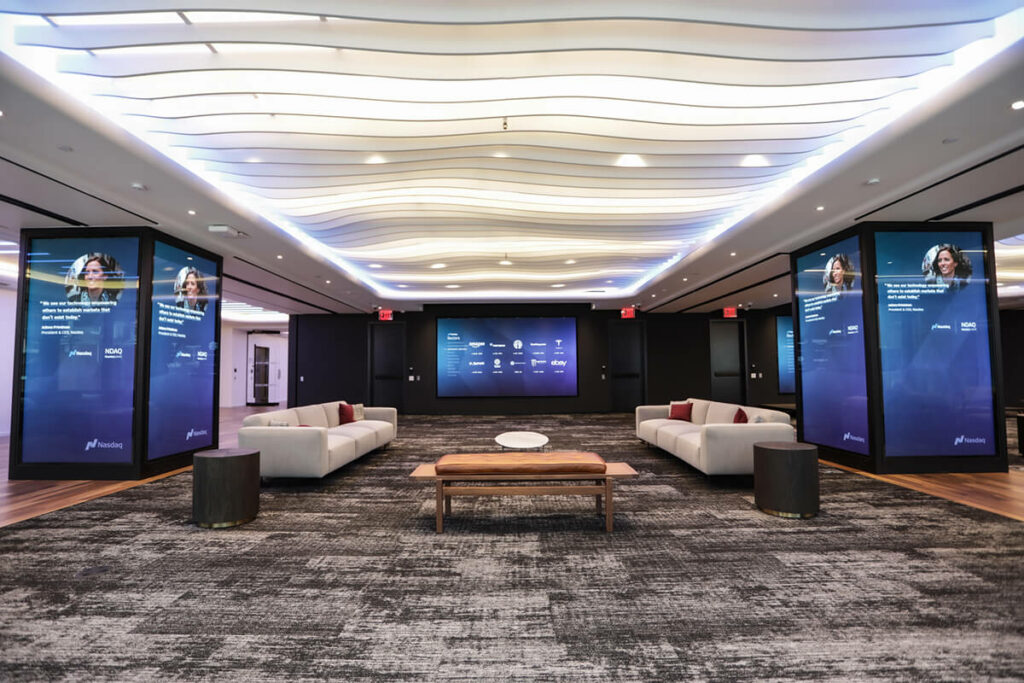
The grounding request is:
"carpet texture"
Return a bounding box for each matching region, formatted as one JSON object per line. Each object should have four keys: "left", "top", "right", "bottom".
{"left": 1, "top": 413, "right": 1022, "bottom": 681}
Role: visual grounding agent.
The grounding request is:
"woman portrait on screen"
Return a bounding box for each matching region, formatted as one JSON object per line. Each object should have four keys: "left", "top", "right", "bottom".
{"left": 175, "top": 266, "right": 209, "bottom": 312}
{"left": 65, "top": 252, "right": 123, "bottom": 303}
{"left": 923, "top": 243, "right": 972, "bottom": 290}
{"left": 822, "top": 253, "right": 855, "bottom": 293}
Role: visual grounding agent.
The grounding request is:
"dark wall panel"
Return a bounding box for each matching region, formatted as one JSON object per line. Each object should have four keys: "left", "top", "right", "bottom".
{"left": 645, "top": 313, "right": 711, "bottom": 404}
{"left": 1000, "top": 308, "right": 1024, "bottom": 409}
{"left": 289, "top": 314, "right": 369, "bottom": 407}
{"left": 745, "top": 304, "right": 796, "bottom": 407}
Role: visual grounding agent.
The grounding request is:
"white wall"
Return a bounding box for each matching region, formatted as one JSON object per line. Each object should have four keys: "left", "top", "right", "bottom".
{"left": 0, "top": 286, "right": 16, "bottom": 436}
{"left": 219, "top": 321, "right": 288, "bottom": 407}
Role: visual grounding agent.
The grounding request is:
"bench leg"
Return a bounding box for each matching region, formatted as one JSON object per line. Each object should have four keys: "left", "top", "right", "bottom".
{"left": 595, "top": 494, "right": 602, "bottom": 515}
{"left": 445, "top": 495, "right": 451, "bottom": 516}
{"left": 436, "top": 481, "right": 444, "bottom": 533}
{"left": 604, "top": 478, "right": 614, "bottom": 532}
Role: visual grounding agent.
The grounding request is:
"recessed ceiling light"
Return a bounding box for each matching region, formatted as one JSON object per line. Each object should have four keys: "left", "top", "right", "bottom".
{"left": 615, "top": 154, "right": 646, "bottom": 167}
{"left": 773, "top": 293, "right": 779, "bottom": 297}
{"left": 683, "top": 278, "right": 688, "bottom": 281}
{"left": 187, "top": 209, "right": 196, "bottom": 215}
{"left": 865, "top": 177, "right": 881, "bottom": 185}
{"left": 397, "top": 284, "right": 408, "bottom": 288}
{"left": 606, "top": 280, "right": 613, "bottom": 284}
{"left": 1011, "top": 100, "right": 1024, "bottom": 110}
{"left": 816, "top": 205, "right": 825, "bottom": 211}
{"left": 325, "top": 279, "right": 331, "bottom": 284}
{"left": 651, "top": 294, "right": 656, "bottom": 298}
{"left": 366, "top": 154, "right": 386, "bottom": 164}
{"left": 564, "top": 259, "right": 576, "bottom": 265}
{"left": 551, "top": 283, "right": 565, "bottom": 288}
{"left": 499, "top": 259, "right": 512, "bottom": 266}
{"left": 730, "top": 252, "right": 736, "bottom": 256}
{"left": 493, "top": 151, "right": 509, "bottom": 158}
{"left": 740, "top": 154, "right": 769, "bottom": 167}
{"left": 369, "top": 263, "right": 382, "bottom": 269}
{"left": 276, "top": 254, "right": 283, "bottom": 260}
{"left": 430, "top": 263, "right": 446, "bottom": 269}
{"left": 445, "top": 284, "right": 460, "bottom": 289}
{"left": 245, "top": 156, "right": 261, "bottom": 163}
{"left": 0, "top": 110, "right": 4, "bottom": 117}
{"left": 130, "top": 182, "right": 148, "bottom": 191}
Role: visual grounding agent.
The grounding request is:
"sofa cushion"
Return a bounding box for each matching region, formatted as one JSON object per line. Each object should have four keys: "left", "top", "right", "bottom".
{"left": 339, "top": 402, "right": 355, "bottom": 424}
{"left": 656, "top": 421, "right": 700, "bottom": 451}
{"left": 435, "top": 451, "right": 606, "bottom": 475}
{"left": 744, "top": 407, "right": 791, "bottom": 425}
{"left": 638, "top": 418, "right": 674, "bottom": 444}
{"left": 359, "top": 419, "right": 395, "bottom": 445}
{"left": 327, "top": 434, "right": 358, "bottom": 470}
{"left": 320, "top": 402, "right": 341, "bottom": 428}
{"left": 669, "top": 402, "right": 692, "bottom": 421}
{"left": 295, "top": 404, "right": 329, "bottom": 428}
{"left": 687, "top": 398, "right": 711, "bottom": 425}
{"left": 734, "top": 408, "right": 748, "bottom": 424}
{"left": 330, "top": 422, "right": 376, "bottom": 453}
{"left": 705, "top": 401, "right": 740, "bottom": 425}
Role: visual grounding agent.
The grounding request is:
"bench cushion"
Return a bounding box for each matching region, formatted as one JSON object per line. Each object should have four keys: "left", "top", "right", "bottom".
{"left": 435, "top": 451, "right": 606, "bottom": 475}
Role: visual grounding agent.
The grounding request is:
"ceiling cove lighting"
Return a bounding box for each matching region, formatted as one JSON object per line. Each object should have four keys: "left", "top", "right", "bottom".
{"left": 1, "top": 7, "right": 1021, "bottom": 303}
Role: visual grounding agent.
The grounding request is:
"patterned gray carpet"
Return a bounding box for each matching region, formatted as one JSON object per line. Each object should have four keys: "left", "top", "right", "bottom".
{"left": 1, "top": 413, "right": 1022, "bottom": 681}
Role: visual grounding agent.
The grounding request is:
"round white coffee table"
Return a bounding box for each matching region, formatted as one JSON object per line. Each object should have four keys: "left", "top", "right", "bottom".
{"left": 495, "top": 431, "right": 549, "bottom": 451}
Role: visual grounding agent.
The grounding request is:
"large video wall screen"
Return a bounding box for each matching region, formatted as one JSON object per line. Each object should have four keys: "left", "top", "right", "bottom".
{"left": 795, "top": 235, "right": 870, "bottom": 454}
{"left": 776, "top": 315, "right": 795, "bottom": 394}
{"left": 146, "top": 241, "right": 219, "bottom": 460}
{"left": 437, "top": 317, "right": 578, "bottom": 397}
{"left": 874, "top": 232, "right": 996, "bottom": 457}
{"left": 19, "top": 237, "right": 140, "bottom": 464}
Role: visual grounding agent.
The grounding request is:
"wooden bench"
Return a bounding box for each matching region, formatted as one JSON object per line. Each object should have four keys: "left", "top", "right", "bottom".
{"left": 410, "top": 452, "right": 637, "bottom": 532}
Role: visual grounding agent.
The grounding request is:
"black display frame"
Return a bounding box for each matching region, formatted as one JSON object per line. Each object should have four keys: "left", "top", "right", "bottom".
{"left": 790, "top": 221, "right": 1007, "bottom": 474}
{"left": 8, "top": 227, "right": 223, "bottom": 480}
{"left": 434, "top": 315, "right": 581, "bottom": 399}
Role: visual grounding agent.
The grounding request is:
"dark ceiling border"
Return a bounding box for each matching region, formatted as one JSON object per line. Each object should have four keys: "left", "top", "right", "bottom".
{"left": 1, "top": 154, "right": 158, "bottom": 225}
{"left": 647, "top": 251, "right": 789, "bottom": 312}
{"left": 676, "top": 272, "right": 791, "bottom": 313}
{"left": 928, "top": 183, "right": 1024, "bottom": 221}
{"left": 230, "top": 256, "right": 364, "bottom": 314}
{"left": 855, "top": 143, "right": 1024, "bottom": 222}
{"left": 0, "top": 192, "right": 84, "bottom": 226}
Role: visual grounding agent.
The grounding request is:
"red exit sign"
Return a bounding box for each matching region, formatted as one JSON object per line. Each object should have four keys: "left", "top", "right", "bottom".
{"left": 722, "top": 307, "right": 737, "bottom": 318}
{"left": 620, "top": 307, "right": 636, "bottom": 319}
{"left": 378, "top": 309, "right": 394, "bottom": 321}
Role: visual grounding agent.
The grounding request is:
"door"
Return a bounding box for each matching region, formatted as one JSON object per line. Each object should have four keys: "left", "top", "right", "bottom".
{"left": 369, "top": 322, "right": 405, "bottom": 410}
{"left": 709, "top": 320, "right": 746, "bottom": 404}
{"left": 253, "top": 345, "right": 270, "bottom": 404}
{"left": 608, "top": 319, "right": 646, "bottom": 411}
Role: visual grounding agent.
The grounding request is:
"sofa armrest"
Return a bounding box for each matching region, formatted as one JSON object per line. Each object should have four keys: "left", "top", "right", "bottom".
{"left": 363, "top": 406, "right": 397, "bottom": 437}
{"left": 699, "top": 423, "right": 797, "bottom": 474}
{"left": 237, "top": 426, "right": 329, "bottom": 478}
{"left": 635, "top": 405, "right": 670, "bottom": 434}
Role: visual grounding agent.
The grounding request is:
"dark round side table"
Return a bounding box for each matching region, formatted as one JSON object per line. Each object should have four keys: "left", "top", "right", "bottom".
{"left": 192, "top": 448, "right": 260, "bottom": 528}
{"left": 753, "top": 441, "right": 819, "bottom": 519}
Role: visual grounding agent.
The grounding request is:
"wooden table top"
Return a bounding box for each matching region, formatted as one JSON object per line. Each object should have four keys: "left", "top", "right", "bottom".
{"left": 411, "top": 462, "right": 637, "bottom": 480}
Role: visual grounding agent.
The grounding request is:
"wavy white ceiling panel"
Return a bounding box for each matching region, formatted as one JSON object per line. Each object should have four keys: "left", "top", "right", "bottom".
{"left": 1, "top": 1, "right": 1020, "bottom": 301}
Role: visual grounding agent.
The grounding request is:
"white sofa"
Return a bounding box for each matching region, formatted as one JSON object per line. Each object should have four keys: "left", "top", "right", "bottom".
{"left": 636, "top": 398, "right": 794, "bottom": 475}
{"left": 238, "top": 402, "right": 397, "bottom": 478}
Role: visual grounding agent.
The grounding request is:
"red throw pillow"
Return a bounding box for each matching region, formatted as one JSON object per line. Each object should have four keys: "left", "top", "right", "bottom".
{"left": 669, "top": 402, "right": 693, "bottom": 421}
{"left": 734, "top": 408, "right": 748, "bottom": 424}
{"left": 338, "top": 402, "right": 355, "bottom": 424}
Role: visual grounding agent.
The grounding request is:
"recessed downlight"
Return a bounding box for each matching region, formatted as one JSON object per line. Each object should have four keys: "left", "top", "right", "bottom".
{"left": 245, "top": 156, "right": 261, "bottom": 163}
{"left": 397, "top": 284, "right": 408, "bottom": 288}
{"left": 130, "top": 182, "right": 148, "bottom": 191}
{"left": 816, "top": 205, "right": 825, "bottom": 211}
{"left": 430, "top": 263, "right": 446, "bottom": 269}
{"left": 276, "top": 254, "right": 283, "bottom": 260}
{"left": 499, "top": 259, "right": 512, "bottom": 266}
{"left": 325, "top": 279, "right": 331, "bottom": 284}
{"left": 730, "top": 252, "right": 736, "bottom": 256}
{"left": 366, "top": 154, "right": 387, "bottom": 164}
{"left": 551, "top": 283, "right": 565, "bottom": 288}
{"left": 740, "top": 154, "right": 769, "bottom": 167}
{"left": 773, "top": 293, "right": 779, "bottom": 297}
{"left": 1011, "top": 100, "right": 1024, "bottom": 110}
{"left": 369, "top": 263, "right": 382, "bottom": 269}
{"left": 614, "top": 154, "right": 646, "bottom": 167}
{"left": 187, "top": 209, "right": 196, "bottom": 215}
{"left": 445, "top": 284, "right": 460, "bottom": 289}
{"left": 564, "top": 259, "right": 576, "bottom": 265}
{"left": 493, "top": 151, "right": 509, "bottom": 158}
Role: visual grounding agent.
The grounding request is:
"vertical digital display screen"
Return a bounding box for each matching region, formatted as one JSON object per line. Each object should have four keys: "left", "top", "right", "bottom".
{"left": 776, "top": 315, "right": 795, "bottom": 394}
{"left": 437, "top": 317, "right": 577, "bottom": 397}
{"left": 19, "top": 237, "right": 140, "bottom": 463}
{"left": 147, "top": 241, "right": 219, "bottom": 460}
{"left": 874, "top": 232, "right": 995, "bottom": 457}
{"left": 795, "top": 235, "right": 870, "bottom": 454}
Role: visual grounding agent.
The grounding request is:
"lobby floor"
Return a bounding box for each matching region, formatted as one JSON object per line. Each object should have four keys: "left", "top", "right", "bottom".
{"left": 0, "top": 408, "right": 1021, "bottom": 527}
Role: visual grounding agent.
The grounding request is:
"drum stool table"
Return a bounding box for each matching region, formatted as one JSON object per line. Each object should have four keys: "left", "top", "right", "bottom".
{"left": 753, "top": 441, "right": 819, "bottom": 519}
{"left": 192, "top": 448, "right": 260, "bottom": 528}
